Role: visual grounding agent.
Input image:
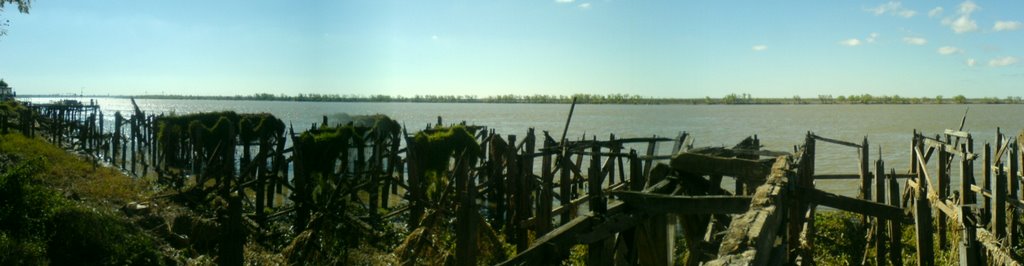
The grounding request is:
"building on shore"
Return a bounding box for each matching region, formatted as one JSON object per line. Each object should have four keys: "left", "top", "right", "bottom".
{"left": 0, "top": 79, "right": 14, "bottom": 101}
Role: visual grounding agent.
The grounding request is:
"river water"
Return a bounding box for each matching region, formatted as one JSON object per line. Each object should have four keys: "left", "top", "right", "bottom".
{"left": 26, "top": 97, "right": 1024, "bottom": 196}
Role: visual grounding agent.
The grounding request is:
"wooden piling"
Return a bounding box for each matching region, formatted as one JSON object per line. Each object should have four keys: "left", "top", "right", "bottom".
{"left": 994, "top": 162, "right": 1007, "bottom": 239}
{"left": 455, "top": 152, "right": 477, "bottom": 266}
{"left": 587, "top": 139, "right": 607, "bottom": 266}
{"left": 874, "top": 158, "right": 886, "bottom": 265}
{"left": 1009, "top": 142, "right": 1019, "bottom": 247}
{"left": 938, "top": 146, "right": 949, "bottom": 247}
{"left": 538, "top": 133, "right": 554, "bottom": 235}
{"left": 888, "top": 169, "right": 902, "bottom": 265}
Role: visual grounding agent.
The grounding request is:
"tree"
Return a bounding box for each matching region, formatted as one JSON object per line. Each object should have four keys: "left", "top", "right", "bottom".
{"left": 1, "top": 0, "right": 31, "bottom": 37}
{"left": 935, "top": 95, "right": 943, "bottom": 104}
{"left": 953, "top": 95, "right": 967, "bottom": 104}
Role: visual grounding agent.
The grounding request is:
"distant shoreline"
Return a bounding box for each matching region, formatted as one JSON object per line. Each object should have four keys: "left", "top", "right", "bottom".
{"left": 17, "top": 93, "right": 1023, "bottom": 105}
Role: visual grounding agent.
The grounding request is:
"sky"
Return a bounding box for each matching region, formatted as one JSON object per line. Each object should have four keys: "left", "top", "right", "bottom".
{"left": 0, "top": 0, "right": 1022, "bottom": 98}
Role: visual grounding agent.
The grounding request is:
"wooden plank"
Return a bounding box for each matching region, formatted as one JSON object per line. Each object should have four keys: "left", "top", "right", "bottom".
{"left": 814, "top": 173, "right": 914, "bottom": 179}
{"left": 611, "top": 191, "right": 752, "bottom": 214}
{"left": 810, "top": 134, "right": 862, "bottom": 148}
{"left": 800, "top": 187, "right": 906, "bottom": 221}
{"left": 706, "top": 156, "right": 789, "bottom": 266}
{"left": 924, "top": 138, "right": 977, "bottom": 160}
{"left": 944, "top": 129, "right": 971, "bottom": 138}
{"left": 496, "top": 215, "right": 595, "bottom": 266}
{"left": 670, "top": 152, "right": 771, "bottom": 179}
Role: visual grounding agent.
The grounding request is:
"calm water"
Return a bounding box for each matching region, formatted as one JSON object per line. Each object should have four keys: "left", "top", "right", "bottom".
{"left": 26, "top": 97, "right": 1024, "bottom": 196}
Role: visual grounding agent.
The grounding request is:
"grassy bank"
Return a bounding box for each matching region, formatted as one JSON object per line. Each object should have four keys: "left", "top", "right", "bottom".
{"left": 0, "top": 133, "right": 166, "bottom": 264}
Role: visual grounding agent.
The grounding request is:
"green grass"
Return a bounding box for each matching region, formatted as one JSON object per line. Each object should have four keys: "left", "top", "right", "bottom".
{"left": 0, "top": 133, "right": 167, "bottom": 265}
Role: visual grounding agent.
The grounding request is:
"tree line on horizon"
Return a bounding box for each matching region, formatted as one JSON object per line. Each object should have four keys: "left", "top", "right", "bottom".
{"left": 23, "top": 92, "right": 1024, "bottom": 105}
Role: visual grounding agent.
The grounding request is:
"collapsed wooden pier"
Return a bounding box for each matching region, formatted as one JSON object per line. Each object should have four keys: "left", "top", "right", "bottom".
{"left": 4, "top": 98, "right": 1024, "bottom": 265}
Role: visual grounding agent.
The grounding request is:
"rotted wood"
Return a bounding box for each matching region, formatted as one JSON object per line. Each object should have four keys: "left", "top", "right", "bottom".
{"left": 670, "top": 152, "right": 772, "bottom": 181}
{"left": 976, "top": 228, "right": 1023, "bottom": 266}
{"left": 705, "top": 156, "right": 788, "bottom": 266}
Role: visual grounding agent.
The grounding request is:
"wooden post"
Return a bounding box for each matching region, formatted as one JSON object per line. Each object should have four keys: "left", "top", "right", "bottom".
{"left": 607, "top": 134, "right": 618, "bottom": 187}
{"left": 516, "top": 130, "right": 535, "bottom": 250}
{"left": 587, "top": 140, "right": 607, "bottom": 266}
{"left": 959, "top": 204, "right": 980, "bottom": 266}
{"left": 538, "top": 132, "right": 554, "bottom": 235}
{"left": 505, "top": 134, "right": 519, "bottom": 245}
{"left": 643, "top": 137, "right": 658, "bottom": 181}
{"left": 130, "top": 114, "right": 138, "bottom": 176}
{"left": 938, "top": 146, "right": 949, "bottom": 247}
{"left": 984, "top": 143, "right": 992, "bottom": 225}
{"left": 994, "top": 162, "right": 1007, "bottom": 239}
{"left": 860, "top": 137, "right": 871, "bottom": 202}
{"left": 1009, "top": 142, "right": 1019, "bottom": 247}
{"left": 406, "top": 132, "right": 423, "bottom": 230}
{"left": 559, "top": 148, "right": 572, "bottom": 225}
{"left": 789, "top": 133, "right": 814, "bottom": 264}
{"left": 962, "top": 143, "right": 976, "bottom": 206}
{"left": 114, "top": 112, "right": 123, "bottom": 167}
{"left": 455, "top": 152, "right": 477, "bottom": 266}
{"left": 874, "top": 158, "right": 887, "bottom": 265}
{"left": 915, "top": 149, "right": 935, "bottom": 266}
{"left": 888, "top": 169, "right": 902, "bottom": 265}
{"left": 489, "top": 135, "right": 506, "bottom": 228}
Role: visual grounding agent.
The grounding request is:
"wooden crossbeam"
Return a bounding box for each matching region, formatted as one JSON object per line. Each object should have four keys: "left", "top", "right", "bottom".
{"left": 611, "top": 191, "right": 752, "bottom": 215}
{"left": 799, "top": 187, "right": 906, "bottom": 221}
{"left": 670, "top": 152, "right": 772, "bottom": 178}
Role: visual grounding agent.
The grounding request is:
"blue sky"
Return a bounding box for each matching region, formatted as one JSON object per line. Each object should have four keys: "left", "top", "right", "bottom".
{"left": 0, "top": 0, "right": 1022, "bottom": 98}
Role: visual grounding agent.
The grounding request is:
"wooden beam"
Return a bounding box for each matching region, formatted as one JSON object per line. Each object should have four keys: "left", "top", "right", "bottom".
{"left": 800, "top": 187, "right": 906, "bottom": 221}
{"left": 923, "top": 138, "right": 977, "bottom": 160}
{"left": 815, "top": 173, "right": 914, "bottom": 180}
{"left": 670, "top": 152, "right": 772, "bottom": 178}
{"left": 944, "top": 129, "right": 971, "bottom": 138}
{"left": 496, "top": 215, "right": 595, "bottom": 266}
{"left": 611, "top": 191, "right": 752, "bottom": 215}
{"left": 810, "top": 134, "right": 862, "bottom": 148}
{"left": 706, "top": 156, "right": 790, "bottom": 266}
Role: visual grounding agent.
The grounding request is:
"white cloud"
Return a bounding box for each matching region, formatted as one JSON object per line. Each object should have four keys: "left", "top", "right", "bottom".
{"left": 432, "top": 35, "right": 439, "bottom": 41}
{"left": 989, "top": 56, "right": 1019, "bottom": 67}
{"left": 928, "top": 7, "right": 943, "bottom": 17}
{"left": 967, "top": 58, "right": 977, "bottom": 67}
{"left": 959, "top": 1, "right": 979, "bottom": 15}
{"left": 945, "top": 16, "right": 978, "bottom": 33}
{"left": 867, "top": 1, "right": 916, "bottom": 18}
{"left": 903, "top": 37, "right": 927, "bottom": 45}
{"left": 752, "top": 45, "right": 768, "bottom": 51}
{"left": 555, "top": 0, "right": 574, "bottom": 3}
{"left": 867, "top": 1, "right": 900, "bottom": 15}
{"left": 578, "top": 3, "right": 591, "bottom": 9}
{"left": 866, "top": 32, "right": 879, "bottom": 43}
{"left": 839, "top": 39, "right": 862, "bottom": 47}
{"left": 994, "top": 21, "right": 1022, "bottom": 31}
{"left": 937, "top": 46, "right": 962, "bottom": 55}
{"left": 942, "top": 1, "right": 980, "bottom": 34}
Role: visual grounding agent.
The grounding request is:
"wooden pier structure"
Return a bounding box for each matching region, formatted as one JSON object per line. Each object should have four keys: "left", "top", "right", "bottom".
{"left": 4, "top": 98, "right": 1024, "bottom": 265}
